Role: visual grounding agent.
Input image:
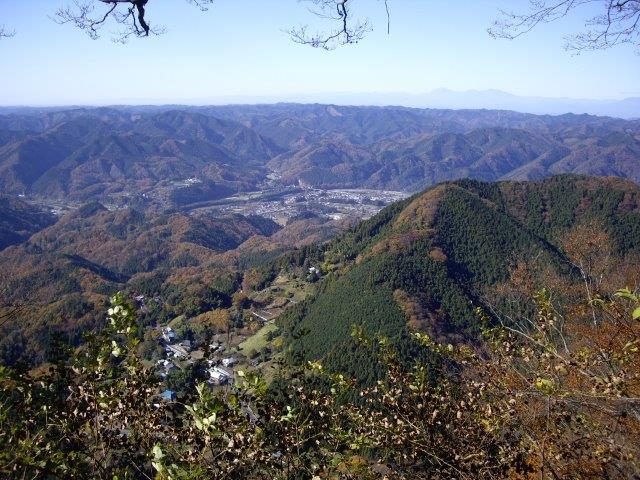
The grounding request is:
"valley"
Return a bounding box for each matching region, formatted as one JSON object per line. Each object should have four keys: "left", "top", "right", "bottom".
{"left": 1, "top": 103, "right": 639, "bottom": 370}
{"left": 17, "top": 183, "right": 408, "bottom": 226}
{"left": 152, "top": 184, "right": 406, "bottom": 224}
{"left": 1, "top": 104, "right": 639, "bottom": 479}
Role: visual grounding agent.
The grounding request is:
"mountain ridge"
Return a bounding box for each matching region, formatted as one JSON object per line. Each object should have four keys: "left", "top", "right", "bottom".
{"left": 0, "top": 105, "right": 638, "bottom": 206}
{"left": 277, "top": 174, "right": 640, "bottom": 378}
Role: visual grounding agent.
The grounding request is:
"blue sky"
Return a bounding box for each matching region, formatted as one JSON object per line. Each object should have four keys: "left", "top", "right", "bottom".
{"left": 0, "top": 0, "right": 638, "bottom": 105}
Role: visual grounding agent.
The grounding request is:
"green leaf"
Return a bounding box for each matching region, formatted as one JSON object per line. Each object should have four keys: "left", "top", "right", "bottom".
{"left": 152, "top": 444, "right": 165, "bottom": 460}
{"left": 633, "top": 306, "right": 640, "bottom": 320}
{"left": 534, "top": 377, "right": 556, "bottom": 395}
{"left": 615, "top": 288, "right": 635, "bottom": 300}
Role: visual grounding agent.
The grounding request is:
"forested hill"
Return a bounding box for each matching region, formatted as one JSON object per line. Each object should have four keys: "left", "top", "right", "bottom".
{"left": 0, "top": 195, "right": 56, "bottom": 250}
{"left": 0, "top": 105, "right": 639, "bottom": 203}
{"left": 278, "top": 175, "right": 640, "bottom": 381}
{"left": 0, "top": 206, "right": 281, "bottom": 366}
{"left": 0, "top": 197, "right": 353, "bottom": 367}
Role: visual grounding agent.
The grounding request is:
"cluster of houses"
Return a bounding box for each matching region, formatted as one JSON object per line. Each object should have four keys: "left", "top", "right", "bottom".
{"left": 206, "top": 341, "right": 237, "bottom": 385}
{"left": 161, "top": 327, "right": 193, "bottom": 359}
{"left": 156, "top": 327, "right": 241, "bottom": 399}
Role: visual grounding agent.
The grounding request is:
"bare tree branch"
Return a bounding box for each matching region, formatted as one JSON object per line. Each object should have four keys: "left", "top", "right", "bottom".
{"left": 0, "top": 24, "right": 15, "bottom": 38}
{"left": 489, "top": 0, "right": 640, "bottom": 52}
{"left": 287, "top": 0, "right": 389, "bottom": 50}
{"left": 53, "top": 0, "right": 214, "bottom": 43}
{"left": 51, "top": 0, "right": 389, "bottom": 48}
{"left": 384, "top": 0, "right": 390, "bottom": 34}
{"left": 11, "top": 0, "right": 640, "bottom": 54}
{"left": 0, "top": 305, "right": 25, "bottom": 329}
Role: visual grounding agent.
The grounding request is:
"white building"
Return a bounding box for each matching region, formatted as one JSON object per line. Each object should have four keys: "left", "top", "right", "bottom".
{"left": 162, "top": 327, "right": 177, "bottom": 343}
{"left": 166, "top": 344, "right": 188, "bottom": 359}
{"left": 222, "top": 357, "right": 237, "bottom": 367}
{"left": 208, "top": 366, "right": 233, "bottom": 385}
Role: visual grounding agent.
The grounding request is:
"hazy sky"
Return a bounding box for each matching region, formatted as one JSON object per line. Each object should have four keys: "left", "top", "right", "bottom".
{"left": 1, "top": 0, "right": 638, "bottom": 106}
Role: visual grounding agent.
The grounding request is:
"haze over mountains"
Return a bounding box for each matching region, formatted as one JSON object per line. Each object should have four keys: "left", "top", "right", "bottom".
{"left": 10, "top": 90, "right": 634, "bottom": 119}
{"left": 0, "top": 104, "right": 639, "bottom": 210}
{"left": 290, "top": 89, "right": 640, "bottom": 119}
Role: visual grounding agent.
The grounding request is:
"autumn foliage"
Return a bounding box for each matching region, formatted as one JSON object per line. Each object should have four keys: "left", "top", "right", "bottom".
{"left": 1, "top": 281, "right": 638, "bottom": 479}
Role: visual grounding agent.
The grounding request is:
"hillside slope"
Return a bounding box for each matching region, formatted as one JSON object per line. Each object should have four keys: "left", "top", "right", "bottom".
{"left": 278, "top": 175, "right": 640, "bottom": 378}
{"left": 0, "top": 110, "right": 279, "bottom": 205}
{"left": 0, "top": 202, "right": 357, "bottom": 366}
{"left": 0, "top": 196, "right": 55, "bottom": 250}
{"left": 0, "top": 206, "right": 281, "bottom": 365}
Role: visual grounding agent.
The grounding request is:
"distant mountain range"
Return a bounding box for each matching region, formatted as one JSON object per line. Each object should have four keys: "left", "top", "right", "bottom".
{"left": 8, "top": 89, "right": 630, "bottom": 119}
{"left": 0, "top": 105, "right": 638, "bottom": 206}
{"left": 278, "top": 89, "right": 640, "bottom": 120}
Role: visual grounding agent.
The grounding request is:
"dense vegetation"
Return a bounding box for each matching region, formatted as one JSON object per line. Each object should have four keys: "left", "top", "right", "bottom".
{"left": 2, "top": 174, "right": 638, "bottom": 376}
{"left": 0, "top": 173, "right": 639, "bottom": 478}
{"left": 0, "top": 193, "right": 355, "bottom": 367}
{"left": 277, "top": 175, "right": 640, "bottom": 380}
{"left": 2, "top": 281, "right": 638, "bottom": 478}
{"left": 0, "top": 207, "right": 281, "bottom": 366}
{"left": 0, "top": 195, "right": 55, "bottom": 250}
